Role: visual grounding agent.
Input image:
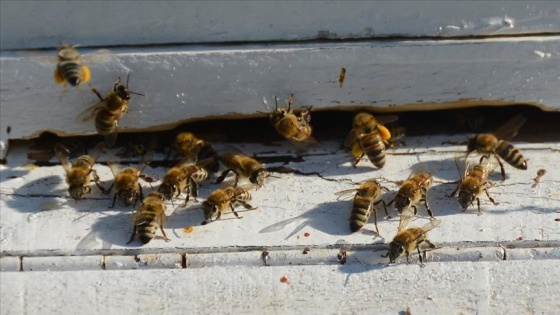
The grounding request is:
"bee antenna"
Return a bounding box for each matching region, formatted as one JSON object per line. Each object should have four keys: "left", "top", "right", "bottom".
{"left": 129, "top": 91, "right": 145, "bottom": 96}
{"left": 274, "top": 96, "right": 279, "bottom": 111}
{"left": 126, "top": 72, "right": 130, "bottom": 88}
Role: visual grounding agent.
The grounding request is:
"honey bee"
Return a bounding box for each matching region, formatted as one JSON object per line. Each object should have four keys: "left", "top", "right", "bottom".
{"left": 174, "top": 132, "right": 219, "bottom": 172}
{"left": 449, "top": 159, "right": 498, "bottom": 215}
{"left": 53, "top": 45, "right": 90, "bottom": 88}
{"left": 466, "top": 114, "right": 528, "bottom": 181}
{"left": 384, "top": 211, "right": 441, "bottom": 266}
{"left": 268, "top": 94, "right": 319, "bottom": 151}
{"left": 158, "top": 161, "right": 209, "bottom": 206}
{"left": 344, "top": 112, "right": 398, "bottom": 168}
{"left": 201, "top": 187, "right": 257, "bottom": 225}
{"left": 77, "top": 74, "right": 144, "bottom": 147}
{"left": 54, "top": 142, "right": 107, "bottom": 201}
{"left": 106, "top": 151, "right": 154, "bottom": 208}
{"left": 215, "top": 151, "right": 268, "bottom": 188}
{"left": 388, "top": 166, "right": 435, "bottom": 219}
{"left": 127, "top": 192, "right": 170, "bottom": 244}
{"left": 334, "top": 179, "right": 389, "bottom": 235}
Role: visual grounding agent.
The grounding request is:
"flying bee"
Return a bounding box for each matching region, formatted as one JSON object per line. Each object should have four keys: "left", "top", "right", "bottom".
{"left": 201, "top": 187, "right": 257, "bottom": 225}
{"left": 106, "top": 151, "right": 155, "bottom": 208}
{"left": 54, "top": 142, "right": 107, "bottom": 201}
{"left": 158, "top": 161, "right": 209, "bottom": 206}
{"left": 174, "top": 132, "right": 219, "bottom": 173}
{"left": 53, "top": 45, "right": 91, "bottom": 88}
{"left": 77, "top": 74, "right": 144, "bottom": 147}
{"left": 268, "top": 94, "right": 319, "bottom": 151}
{"left": 334, "top": 179, "right": 389, "bottom": 235}
{"left": 388, "top": 165, "right": 435, "bottom": 219}
{"left": 466, "top": 114, "right": 528, "bottom": 181}
{"left": 127, "top": 192, "right": 170, "bottom": 244}
{"left": 384, "top": 210, "right": 441, "bottom": 266}
{"left": 215, "top": 151, "right": 268, "bottom": 188}
{"left": 344, "top": 112, "right": 398, "bottom": 168}
{"left": 449, "top": 159, "right": 498, "bottom": 215}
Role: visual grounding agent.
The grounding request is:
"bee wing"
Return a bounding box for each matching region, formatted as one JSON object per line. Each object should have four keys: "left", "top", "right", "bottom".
{"left": 376, "top": 114, "right": 399, "bottom": 125}
{"left": 76, "top": 101, "right": 105, "bottom": 122}
{"left": 398, "top": 208, "right": 416, "bottom": 231}
{"left": 87, "top": 142, "right": 106, "bottom": 163}
{"left": 288, "top": 136, "right": 320, "bottom": 152}
{"left": 408, "top": 162, "right": 439, "bottom": 179}
{"left": 343, "top": 129, "right": 358, "bottom": 148}
{"left": 454, "top": 153, "right": 469, "bottom": 179}
{"left": 105, "top": 152, "right": 121, "bottom": 179}
{"left": 258, "top": 216, "right": 304, "bottom": 233}
{"left": 81, "top": 48, "right": 113, "bottom": 65}
{"left": 493, "top": 114, "right": 526, "bottom": 140}
{"left": 420, "top": 219, "right": 441, "bottom": 233}
{"left": 53, "top": 143, "right": 72, "bottom": 174}
{"left": 138, "top": 150, "right": 155, "bottom": 174}
{"left": 333, "top": 187, "right": 359, "bottom": 196}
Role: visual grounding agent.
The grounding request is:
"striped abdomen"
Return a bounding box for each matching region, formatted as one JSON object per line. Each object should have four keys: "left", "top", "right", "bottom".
{"left": 134, "top": 209, "right": 163, "bottom": 244}
{"left": 197, "top": 143, "right": 220, "bottom": 173}
{"left": 359, "top": 132, "right": 386, "bottom": 168}
{"left": 496, "top": 140, "right": 527, "bottom": 170}
{"left": 185, "top": 165, "right": 209, "bottom": 182}
{"left": 349, "top": 196, "right": 373, "bottom": 232}
{"left": 72, "top": 155, "right": 95, "bottom": 169}
{"left": 228, "top": 187, "right": 252, "bottom": 201}
{"left": 94, "top": 108, "right": 119, "bottom": 135}
{"left": 58, "top": 60, "right": 82, "bottom": 86}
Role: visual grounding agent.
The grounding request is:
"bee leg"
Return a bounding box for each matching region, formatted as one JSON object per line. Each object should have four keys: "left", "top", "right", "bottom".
{"left": 476, "top": 198, "right": 482, "bottom": 216}
{"left": 405, "top": 251, "right": 411, "bottom": 264}
{"left": 159, "top": 225, "right": 170, "bottom": 242}
{"left": 417, "top": 246, "right": 425, "bottom": 267}
{"left": 372, "top": 207, "right": 379, "bottom": 235}
{"left": 229, "top": 204, "right": 243, "bottom": 219}
{"left": 352, "top": 152, "right": 365, "bottom": 168}
{"left": 232, "top": 171, "right": 240, "bottom": 187}
{"left": 448, "top": 184, "right": 460, "bottom": 198}
{"left": 189, "top": 177, "right": 199, "bottom": 202}
{"left": 88, "top": 84, "right": 105, "bottom": 101}
{"left": 91, "top": 169, "right": 108, "bottom": 193}
{"left": 237, "top": 200, "right": 256, "bottom": 210}
{"left": 485, "top": 188, "right": 498, "bottom": 206}
{"left": 420, "top": 198, "right": 435, "bottom": 220}
{"left": 411, "top": 205, "right": 418, "bottom": 216}
{"left": 126, "top": 225, "right": 137, "bottom": 244}
{"left": 135, "top": 183, "right": 144, "bottom": 207}
{"left": 109, "top": 192, "right": 118, "bottom": 209}
{"left": 375, "top": 199, "right": 390, "bottom": 219}
{"left": 493, "top": 154, "right": 506, "bottom": 181}
{"left": 215, "top": 169, "right": 232, "bottom": 184}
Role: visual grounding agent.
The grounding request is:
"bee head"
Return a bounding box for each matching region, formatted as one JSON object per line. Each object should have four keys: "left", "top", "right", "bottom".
{"left": 119, "top": 188, "right": 137, "bottom": 205}
{"left": 458, "top": 191, "right": 474, "bottom": 210}
{"left": 115, "top": 84, "right": 132, "bottom": 101}
{"left": 250, "top": 169, "right": 267, "bottom": 187}
{"left": 466, "top": 136, "right": 478, "bottom": 154}
{"left": 68, "top": 184, "right": 88, "bottom": 201}
{"left": 387, "top": 241, "right": 404, "bottom": 264}
{"left": 201, "top": 201, "right": 217, "bottom": 221}
{"left": 157, "top": 183, "right": 175, "bottom": 200}
{"left": 394, "top": 195, "right": 411, "bottom": 212}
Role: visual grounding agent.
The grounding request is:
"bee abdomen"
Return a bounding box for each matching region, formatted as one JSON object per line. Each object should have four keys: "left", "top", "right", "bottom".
{"left": 496, "top": 140, "right": 527, "bottom": 169}
{"left": 137, "top": 220, "right": 158, "bottom": 244}
{"left": 198, "top": 144, "right": 220, "bottom": 173}
{"left": 95, "top": 109, "right": 118, "bottom": 135}
{"left": 58, "top": 61, "right": 81, "bottom": 86}
{"left": 73, "top": 155, "right": 95, "bottom": 168}
{"left": 191, "top": 168, "right": 209, "bottom": 182}
{"left": 349, "top": 205, "right": 371, "bottom": 232}
{"left": 361, "top": 136, "right": 386, "bottom": 168}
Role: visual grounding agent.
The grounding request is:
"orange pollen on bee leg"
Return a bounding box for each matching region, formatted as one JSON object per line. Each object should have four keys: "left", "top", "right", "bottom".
{"left": 377, "top": 125, "right": 392, "bottom": 140}
{"left": 81, "top": 66, "right": 91, "bottom": 84}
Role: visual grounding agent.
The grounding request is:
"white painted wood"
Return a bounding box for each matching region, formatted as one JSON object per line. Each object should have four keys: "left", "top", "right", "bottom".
{"left": 1, "top": 1, "right": 559, "bottom": 50}
{"left": 1, "top": 37, "right": 559, "bottom": 158}
{"left": 2, "top": 261, "right": 560, "bottom": 314}
{"left": 1, "top": 137, "right": 558, "bottom": 256}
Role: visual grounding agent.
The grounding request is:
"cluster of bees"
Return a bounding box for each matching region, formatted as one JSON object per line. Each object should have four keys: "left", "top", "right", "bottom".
{"left": 52, "top": 45, "right": 529, "bottom": 265}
